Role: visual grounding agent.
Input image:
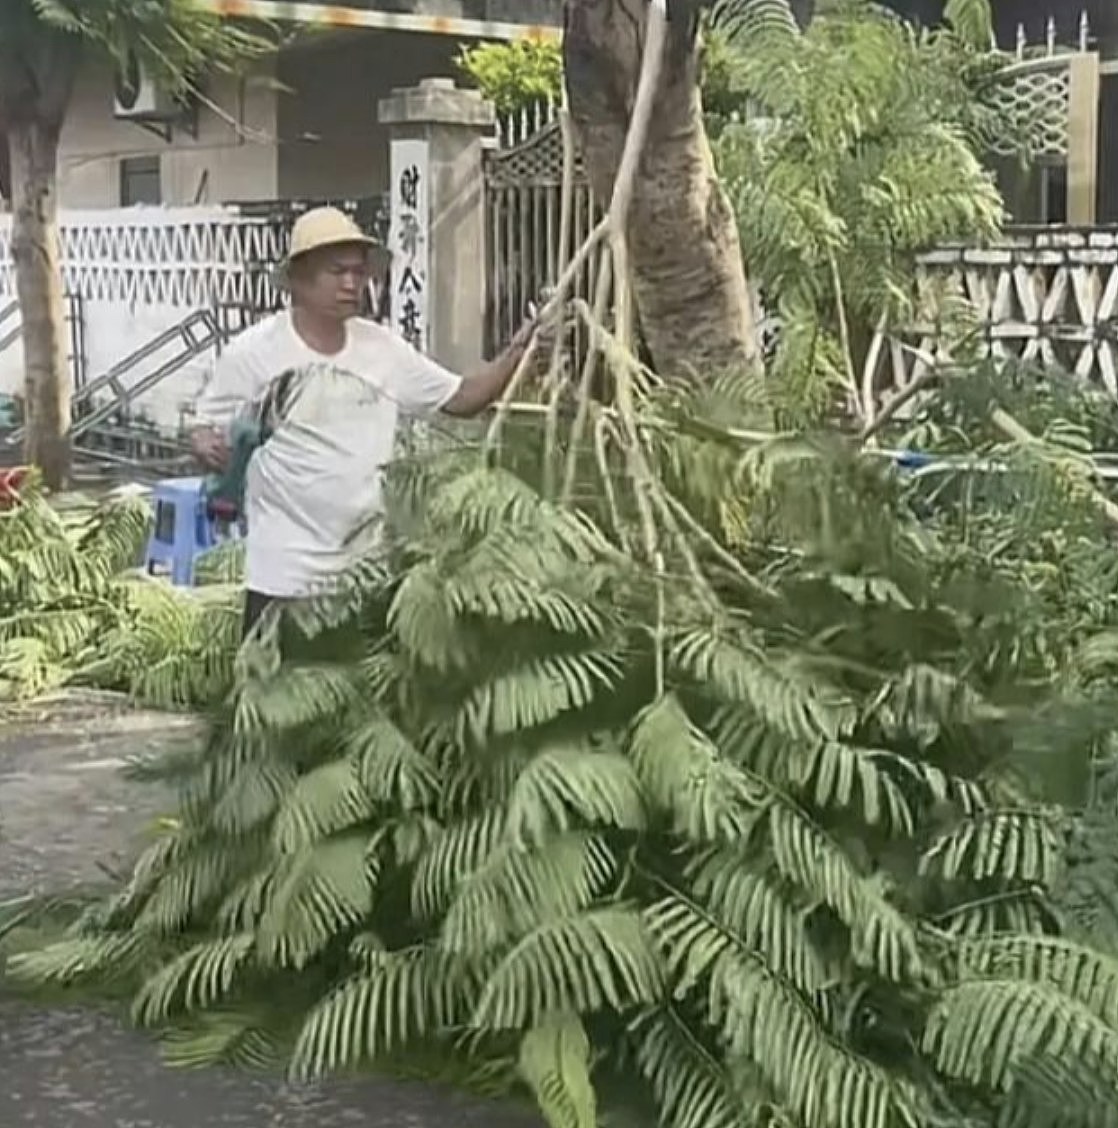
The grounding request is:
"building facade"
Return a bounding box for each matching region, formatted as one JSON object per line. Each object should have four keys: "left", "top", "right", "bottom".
{"left": 6, "top": 1, "right": 562, "bottom": 212}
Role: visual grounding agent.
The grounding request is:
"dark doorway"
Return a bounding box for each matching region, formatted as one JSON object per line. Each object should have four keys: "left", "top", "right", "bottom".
{"left": 1098, "top": 74, "right": 1118, "bottom": 223}
{"left": 0, "top": 134, "right": 9, "bottom": 206}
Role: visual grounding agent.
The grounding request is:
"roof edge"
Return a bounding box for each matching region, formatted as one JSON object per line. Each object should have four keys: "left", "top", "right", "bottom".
{"left": 199, "top": 0, "right": 561, "bottom": 42}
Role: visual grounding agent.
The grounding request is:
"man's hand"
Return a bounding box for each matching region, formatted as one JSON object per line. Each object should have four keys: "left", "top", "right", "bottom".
{"left": 508, "top": 297, "right": 565, "bottom": 367}
{"left": 506, "top": 312, "right": 538, "bottom": 359}
{"left": 191, "top": 426, "right": 229, "bottom": 471}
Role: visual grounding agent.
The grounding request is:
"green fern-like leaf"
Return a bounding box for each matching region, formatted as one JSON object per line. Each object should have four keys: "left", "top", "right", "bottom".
{"left": 132, "top": 933, "right": 257, "bottom": 1026}
{"left": 923, "top": 979, "right": 1118, "bottom": 1093}
{"left": 454, "top": 651, "right": 625, "bottom": 745}
{"left": 505, "top": 742, "right": 646, "bottom": 843}
{"left": 348, "top": 713, "right": 440, "bottom": 811}
{"left": 156, "top": 1008, "right": 287, "bottom": 1072}
{"left": 687, "top": 852, "right": 840, "bottom": 991}
{"left": 670, "top": 628, "right": 856, "bottom": 742}
{"left": 473, "top": 908, "right": 665, "bottom": 1029}
{"left": 271, "top": 758, "right": 376, "bottom": 851}
{"left": 290, "top": 945, "right": 478, "bottom": 1079}
{"left": 765, "top": 800, "right": 929, "bottom": 984}
{"left": 518, "top": 1012, "right": 598, "bottom": 1128}
{"left": 630, "top": 695, "right": 762, "bottom": 843}
{"left": 956, "top": 935, "right": 1118, "bottom": 1027}
{"left": 712, "top": 949, "right": 920, "bottom": 1128}
{"left": 412, "top": 810, "right": 507, "bottom": 921}
{"left": 920, "top": 809, "right": 1064, "bottom": 886}
{"left": 627, "top": 1006, "right": 752, "bottom": 1128}
{"left": 440, "top": 833, "right": 617, "bottom": 957}
{"left": 256, "top": 834, "right": 377, "bottom": 969}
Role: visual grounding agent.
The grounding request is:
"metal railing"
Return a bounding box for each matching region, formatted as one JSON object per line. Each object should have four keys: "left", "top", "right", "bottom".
{"left": 2, "top": 307, "right": 231, "bottom": 473}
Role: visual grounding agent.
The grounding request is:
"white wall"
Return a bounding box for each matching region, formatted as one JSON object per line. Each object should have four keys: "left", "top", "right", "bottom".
{"left": 0, "top": 300, "right": 216, "bottom": 433}
{"left": 57, "top": 61, "right": 280, "bottom": 208}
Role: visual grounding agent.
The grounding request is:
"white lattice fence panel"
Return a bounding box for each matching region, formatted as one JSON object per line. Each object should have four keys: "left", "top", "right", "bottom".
{"left": 0, "top": 208, "right": 291, "bottom": 309}
{"left": 871, "top": 231, "right": 1118, "bottom": 402}
{"left": 988, "top": 56, "right": 1073, "bottom": 158}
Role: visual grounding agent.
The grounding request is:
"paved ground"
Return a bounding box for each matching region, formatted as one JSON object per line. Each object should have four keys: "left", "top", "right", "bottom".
{"left": 0, "top": 692, "right": 537, "bottom": 1128}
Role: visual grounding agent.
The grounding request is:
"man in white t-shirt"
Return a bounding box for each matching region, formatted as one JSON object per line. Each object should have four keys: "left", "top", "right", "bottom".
{"left": 191, "top": 206, "right": 535, "bottom": 636}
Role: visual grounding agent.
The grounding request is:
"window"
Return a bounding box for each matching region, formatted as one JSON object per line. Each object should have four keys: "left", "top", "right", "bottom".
{"left": 119, "top": 155, "right": 162, "bottom": 206}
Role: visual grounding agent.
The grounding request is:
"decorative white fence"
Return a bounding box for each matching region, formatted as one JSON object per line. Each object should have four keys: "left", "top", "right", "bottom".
{"left": 0, "top": 199, "right": 388, "bottom": 432}
{"left": 0, "top": 197, "right": 390, "bottom": 312}
{"left": 872, "top": 229, "right": 1118, "bottom": 395}
{"left": 0, "top": 207, "right": 289, "bottom": 311}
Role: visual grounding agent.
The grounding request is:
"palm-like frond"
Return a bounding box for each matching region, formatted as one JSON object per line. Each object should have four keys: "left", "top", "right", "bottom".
{"left": 14, "top": 384, "right": 1118, "bottom": 1128}
{"left": 713, "top": 950, "right": 920, "bottom": 1128}
{"left": 0, "top": 482, "right": 239, "bottom": 705}
{"left": 923, "top": 979, "right": 1118, "bottom": 1093}
{"left": 472, "top": 907, "right": 665, "bottom": 1029}
{"left": 517, "top": 1012, "right": 598, "bottom": 1128}
{"left": 291, "top": 945, "right": 479, "bottom": 1079}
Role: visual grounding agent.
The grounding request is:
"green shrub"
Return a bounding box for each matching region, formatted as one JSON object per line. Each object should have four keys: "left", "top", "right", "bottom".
{"left": 710, "top": 0, "right": 1018, "bottom": 424}
{"left": 11, "top": 373, "right": 1118, "bottom": 1128}
{"left": 455, "top": 39, "right": 562, "bottom": 115}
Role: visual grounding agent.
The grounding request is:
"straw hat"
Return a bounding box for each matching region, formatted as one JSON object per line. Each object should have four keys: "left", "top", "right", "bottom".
{"left": 287, "top": 206, "right": 378, "bottom": 262}
{"left": 275, "top": 206, "right": 385, "bottom": 290}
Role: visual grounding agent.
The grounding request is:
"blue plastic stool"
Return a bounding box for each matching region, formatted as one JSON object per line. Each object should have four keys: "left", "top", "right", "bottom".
{"left": 144, "top": 476, "right": 218, "bottom": 587}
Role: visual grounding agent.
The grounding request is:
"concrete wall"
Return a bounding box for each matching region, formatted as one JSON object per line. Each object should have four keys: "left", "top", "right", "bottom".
{"left": 287, "top": 0, "right": 561, "bottom": 25}
{"left": 54, "top": 31, "right": 463, "bottom": 209}
{"left": 57, "top": 62, "right": 280, "bottom": 208}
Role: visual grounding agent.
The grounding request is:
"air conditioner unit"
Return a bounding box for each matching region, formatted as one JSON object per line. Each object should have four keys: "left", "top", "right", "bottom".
{"left": 113, "top": 52, "right": 176, "bottom": 120}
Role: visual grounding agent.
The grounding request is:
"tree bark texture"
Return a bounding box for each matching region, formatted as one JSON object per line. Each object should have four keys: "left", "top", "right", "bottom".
{"left": 8, "top": 117, "right": 70, "bottom": 488}
{"left": 563, "top": 0, "right": 759, "bottom": 380}
{"left": 0, "top": 30, "right": 80, "bottom": 491}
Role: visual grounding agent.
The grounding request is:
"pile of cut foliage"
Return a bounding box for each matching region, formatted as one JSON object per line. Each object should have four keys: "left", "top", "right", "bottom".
{"left": 8, "top": 4, "right": 1118, "bottom": 1123}
{"left": 0, "top": 476, "right": 239, "bottom": 707}
{"left": 10, "top": 368, "right": 1118, "bottom": 1128}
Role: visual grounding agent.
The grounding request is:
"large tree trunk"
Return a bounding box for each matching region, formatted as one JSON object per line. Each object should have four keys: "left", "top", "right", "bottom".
{"left": 8, "top": 117, "right": 69, "bottom": 488}
{"left": 563, "top": 0, "right": 759, "bottom": 378}
{"left": 0, "top": 31, "right": 80, "bottom": 491}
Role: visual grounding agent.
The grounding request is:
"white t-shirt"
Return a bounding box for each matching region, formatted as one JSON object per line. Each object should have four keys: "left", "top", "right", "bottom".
{"left": 194, "top": 312, "right": 462, "bottom": 597}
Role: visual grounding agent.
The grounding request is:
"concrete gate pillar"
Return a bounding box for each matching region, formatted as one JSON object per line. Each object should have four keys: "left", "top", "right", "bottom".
{"left": 378, "top": 78, "right": 495, "bottom": 373}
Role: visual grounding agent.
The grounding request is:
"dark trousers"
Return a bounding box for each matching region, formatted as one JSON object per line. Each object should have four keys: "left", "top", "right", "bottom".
{"left": 242, "top": 589, "right": 280, "bottom": 640}
{"left": 241, "top": 589, "right": 363, "bottom": 663}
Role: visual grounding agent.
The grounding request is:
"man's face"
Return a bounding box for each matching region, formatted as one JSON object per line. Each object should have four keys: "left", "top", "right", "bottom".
{"left": 289, "top": 244, "right": 371, "bottom": 320}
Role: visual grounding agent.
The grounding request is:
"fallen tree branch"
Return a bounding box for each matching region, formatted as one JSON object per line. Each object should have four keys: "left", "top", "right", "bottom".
{"left": 990, "top": 406, "right": 1118, "bottom": 529}
{"left": 859, "top": 366, "right": 942, "bottom": 444}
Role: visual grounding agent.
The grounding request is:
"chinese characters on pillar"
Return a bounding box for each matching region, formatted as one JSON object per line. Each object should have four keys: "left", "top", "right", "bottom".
{"left": 389, "top": 139, "right": 431, "bottom": 353}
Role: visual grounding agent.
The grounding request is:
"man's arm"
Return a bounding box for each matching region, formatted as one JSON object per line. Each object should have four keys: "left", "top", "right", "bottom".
{"left": 440, "top": 320, "right": 536, "bottom": 419}
{"left": 190, "top": 345, "right": 257, "bottom": 470}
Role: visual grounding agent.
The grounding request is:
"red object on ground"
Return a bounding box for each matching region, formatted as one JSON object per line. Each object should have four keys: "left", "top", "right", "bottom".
{"left": 0, "top": 466, "right": 29, "bottom": 510}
